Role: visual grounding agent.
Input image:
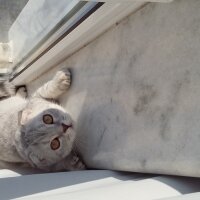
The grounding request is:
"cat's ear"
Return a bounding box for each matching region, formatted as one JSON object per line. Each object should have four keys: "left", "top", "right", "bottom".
{"left": 18, "top": 109, "right": 32, "bottom": 125}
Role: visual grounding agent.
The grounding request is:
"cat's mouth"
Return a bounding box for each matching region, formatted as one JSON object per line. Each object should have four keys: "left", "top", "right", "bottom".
{"left": 57, "top": 123, "right": 74, "bottom": 142}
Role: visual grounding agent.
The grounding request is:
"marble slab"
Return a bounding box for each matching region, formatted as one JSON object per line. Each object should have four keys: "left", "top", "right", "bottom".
{"left": 28, "top": 0, "right": 200, "bottom": 177}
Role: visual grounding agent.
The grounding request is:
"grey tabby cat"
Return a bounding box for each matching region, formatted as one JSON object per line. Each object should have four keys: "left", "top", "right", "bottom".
{"left": 0, "top": 69, "right": 85, "bottom": 171}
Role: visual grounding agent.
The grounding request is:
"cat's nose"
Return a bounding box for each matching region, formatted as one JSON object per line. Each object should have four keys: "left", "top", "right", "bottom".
{"left": 62, "top": 123, "right": 72, "bottom": 133}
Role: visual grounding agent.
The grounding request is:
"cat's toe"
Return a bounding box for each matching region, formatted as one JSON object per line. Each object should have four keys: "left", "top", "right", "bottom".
{"left": 71, "top": 155, "right": 86, "bottom": 170}
{"left": 62, "top": 68, "right": 71, "bottom": 80}
{"left": 76, "top": 160, "right": 86, "bottom": 170}
{"left": 16, "top": 86, "right": 28, "bottom": 98}
{"left": 71, "top": 155, "right": 79, "bottom": 165}
{"left": 54, "top": 69, "right": 71, "bottom": 90}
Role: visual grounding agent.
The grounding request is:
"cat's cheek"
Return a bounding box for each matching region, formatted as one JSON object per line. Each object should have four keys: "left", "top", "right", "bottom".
{"left": 64, "top": 128, "right": 76, "bottom": 143}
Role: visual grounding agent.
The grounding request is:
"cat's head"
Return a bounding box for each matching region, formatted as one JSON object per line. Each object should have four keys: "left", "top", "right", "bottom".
{"left": 15, "top": 107, "right": 76, "bottom": 170}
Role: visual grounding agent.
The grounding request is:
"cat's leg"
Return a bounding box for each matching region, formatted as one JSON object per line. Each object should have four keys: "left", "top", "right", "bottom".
{"left": 33, "top": 69, "right": 71, "bottom": 100}
{"left": 0, "top": 81, "right": 15, "bottom": 99}
{"left": 0, "top": 81, "right": 28, "bottom": 99}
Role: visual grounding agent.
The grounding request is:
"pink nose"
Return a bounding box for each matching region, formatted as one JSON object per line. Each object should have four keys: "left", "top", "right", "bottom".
{"left": 62, "top": 123, "right": 72, "bottom": 133}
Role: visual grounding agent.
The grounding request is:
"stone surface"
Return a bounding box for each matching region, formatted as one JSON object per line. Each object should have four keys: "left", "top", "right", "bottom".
{"left": 28, "top": 0, "right": 200, "bottom": 177}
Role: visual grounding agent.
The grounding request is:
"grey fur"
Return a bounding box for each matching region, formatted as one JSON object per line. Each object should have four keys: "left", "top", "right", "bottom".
{"left": 0, "top": 80, "right": 15, "bottom": 99}
{"left": 0, "top": 69, "right": 85, "bottom": 171}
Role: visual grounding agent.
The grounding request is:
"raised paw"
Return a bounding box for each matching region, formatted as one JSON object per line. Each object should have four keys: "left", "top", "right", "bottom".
{"left": 53, "top": 69, "right": 71, "bottom": 91}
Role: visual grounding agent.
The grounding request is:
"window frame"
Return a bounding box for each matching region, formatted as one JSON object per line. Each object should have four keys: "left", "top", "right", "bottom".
{"left": 11, "top": 0, "right": 173, "bottom": 84}
{"left": 85, "top": 0, "right": 173, "bottom": 2}
{"left": 11, "top": 1, "right": 147, "bottom": 85}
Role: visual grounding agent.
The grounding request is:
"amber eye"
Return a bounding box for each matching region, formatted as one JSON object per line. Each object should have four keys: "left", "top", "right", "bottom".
{"left": 50, "top": 138, "right": 60, "bottom": 150}
{"left": 43, "top": 114, "right": 53, "bottom": 124}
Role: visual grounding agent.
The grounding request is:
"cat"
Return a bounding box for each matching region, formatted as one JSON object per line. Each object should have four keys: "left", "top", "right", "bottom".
{"left": 0, "top": 69, "right": 85, "bottom": 172}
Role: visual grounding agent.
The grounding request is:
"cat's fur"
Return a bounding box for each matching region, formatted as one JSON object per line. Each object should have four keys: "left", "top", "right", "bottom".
{"left": 0, "top": 69, "right": 85, "bottom": 171}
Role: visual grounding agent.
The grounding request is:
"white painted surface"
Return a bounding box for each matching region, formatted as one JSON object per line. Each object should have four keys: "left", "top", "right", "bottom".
{"left": 162, "top": 193, "right": 200, "bottom": 200}
{"left": 0, "top": 169, "right": 199, "bottom": 200}
{"left": 86, "top": 0, "right": 172, "bottom": 2}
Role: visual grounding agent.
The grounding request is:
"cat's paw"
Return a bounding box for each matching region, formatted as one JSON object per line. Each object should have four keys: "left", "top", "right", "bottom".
{"left": 16, "top": 86, "right": 28, "bottom": 98}
{"left": 70, "top": 155, "right": 86, "bottom": 170}
{"left": 53, "top": 69, "right": 71, "bottom": 91}
{"left": 48, "top": 154, "right": 86, "bottom": 172}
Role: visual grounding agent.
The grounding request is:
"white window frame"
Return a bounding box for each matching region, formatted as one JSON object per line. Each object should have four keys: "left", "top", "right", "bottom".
{"left": 85, "top": 0, "right": 173, "bottom": 2}
{"left": 11, "top": 0, "right": 172, "bottom": 85}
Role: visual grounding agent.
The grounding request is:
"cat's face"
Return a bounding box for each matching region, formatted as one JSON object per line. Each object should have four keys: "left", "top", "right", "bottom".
{"left": 18, "top": 108, "right": 76, "bottom": 170}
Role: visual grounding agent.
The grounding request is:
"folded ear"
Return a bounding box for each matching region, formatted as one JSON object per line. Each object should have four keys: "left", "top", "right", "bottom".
{"left": 18, "top": 109, "right": 32, "bottom": 125}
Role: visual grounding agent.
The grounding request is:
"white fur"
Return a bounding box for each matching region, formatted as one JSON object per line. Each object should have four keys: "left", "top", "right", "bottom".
{"left": 0, "top": 70, "right": 85, "bottom": 171}
{"left": 0, "top": 96, "right": 27, "bottom": 162}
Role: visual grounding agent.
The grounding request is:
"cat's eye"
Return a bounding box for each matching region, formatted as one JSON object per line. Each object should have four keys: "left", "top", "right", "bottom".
{"left": 50, "top": 138, "right": 60, "bottom": 150}
{"left": 43, "top": 114, "right": 53, "bottom": 124}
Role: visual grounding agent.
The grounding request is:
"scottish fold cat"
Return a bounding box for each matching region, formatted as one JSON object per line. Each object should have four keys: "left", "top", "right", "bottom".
{"left": 0, "top": 69, "right": 85, "bottom": 171}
